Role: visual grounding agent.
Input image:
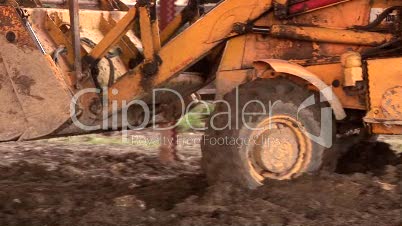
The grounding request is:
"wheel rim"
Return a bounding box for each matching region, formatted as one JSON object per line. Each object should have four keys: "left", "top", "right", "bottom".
{"left": 246, "top": 115, "right": 312, "bottom": 181}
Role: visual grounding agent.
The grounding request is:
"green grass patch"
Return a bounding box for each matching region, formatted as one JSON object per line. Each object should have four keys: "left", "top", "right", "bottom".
{"left": 176, "top": 102, "right": 215, "bottom": 132}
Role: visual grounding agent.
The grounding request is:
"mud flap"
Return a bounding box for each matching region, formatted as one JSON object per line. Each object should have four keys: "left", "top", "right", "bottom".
{"left": 0, "top": 36, "right": 73, "bottom": 141}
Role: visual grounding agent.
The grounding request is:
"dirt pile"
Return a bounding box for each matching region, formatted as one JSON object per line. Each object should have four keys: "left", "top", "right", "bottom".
{"left": 0, "top": 133, "right": 400, "bottom": 226}
{"left": 166, "top": 167, "right": 401, "bottom": 226}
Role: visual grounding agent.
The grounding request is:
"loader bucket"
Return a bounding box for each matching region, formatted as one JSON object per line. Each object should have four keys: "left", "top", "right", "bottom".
{"left": 0, "top": 6, "right": 73, "bottom": 141}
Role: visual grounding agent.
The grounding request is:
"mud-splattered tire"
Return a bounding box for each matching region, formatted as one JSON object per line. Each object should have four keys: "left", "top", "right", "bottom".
{"left": 201, "top": 78, "right": 335, "bottom": 189}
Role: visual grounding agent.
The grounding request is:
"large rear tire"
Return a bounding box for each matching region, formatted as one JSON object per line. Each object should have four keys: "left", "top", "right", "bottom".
{"left": 201, "top": 78, "right": 335, "bottom": 188}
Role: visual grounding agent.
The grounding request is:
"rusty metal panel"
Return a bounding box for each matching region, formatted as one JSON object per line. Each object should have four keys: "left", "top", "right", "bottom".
{"left": 242, "top": 0, "right": 373, "bottom": 68}
{"left": 215, "top": 69, "right": 250, "bottom": 100}
{"left": 0, "top": 58, "right": 26, "bottom": 141}
{"left": 219, "top": 35, "right": 247, "bottom": 71}
{"left": 0, "top": 38, "right": 73, "bottom": 140}
{"left": 305, "top": 63, "right": 366, "bottom": 110}
{"left": 371, "top": 124, "right": 402, "bottom": 135}
{"left": 0, "top": 6, "right": 73, "bottom": 140}
{"left": 365, "top": 57, "right": 402, "bottom": 135}
{"left": 0, "top": 6, "right": 38, "bottom": 49}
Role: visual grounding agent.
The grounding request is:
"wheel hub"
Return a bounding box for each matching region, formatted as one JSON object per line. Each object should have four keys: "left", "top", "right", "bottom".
{"left": 247, "top": 115, "right": 312, "bottom": 180}
{"left": 255, "top": 125, "right": 299, "bottom": 173}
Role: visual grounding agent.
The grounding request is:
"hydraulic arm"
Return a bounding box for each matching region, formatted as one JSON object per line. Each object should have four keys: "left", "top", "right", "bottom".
{"left": 98, "top": 0, "right": 273, "bottom": 112}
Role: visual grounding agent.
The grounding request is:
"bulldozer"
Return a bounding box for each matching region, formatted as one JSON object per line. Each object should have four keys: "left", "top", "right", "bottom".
{"left": 0, "top": 0, "right": 401, "bottom": 188}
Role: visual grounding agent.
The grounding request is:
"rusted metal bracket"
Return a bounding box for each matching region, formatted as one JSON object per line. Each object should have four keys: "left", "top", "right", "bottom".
{"left": 138, "top": 6, "right": 155, "bottom": 60}
{"left": 44, "top": 14, "right": 88, "bottom": 69}
{"left": 99, "top": 16, "right": 142, "bottom": 69}
{"left": 138, "top": 4, "right": 160, "bottom": 76}
{"left": 150, "top": 1, "right": 161, "bottom": 52}
{"left": 85, "top": 7, "right": 137, "bottom": 65}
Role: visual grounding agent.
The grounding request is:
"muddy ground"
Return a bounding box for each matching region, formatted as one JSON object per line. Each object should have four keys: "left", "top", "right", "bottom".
{"left": 0, "top": 131, "right": 400, "bottom": 226}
